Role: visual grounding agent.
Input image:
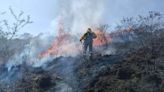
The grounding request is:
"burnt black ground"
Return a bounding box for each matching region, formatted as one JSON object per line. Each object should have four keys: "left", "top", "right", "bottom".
{"left": 0, "top": 31, "right": 164, "bottom": 92}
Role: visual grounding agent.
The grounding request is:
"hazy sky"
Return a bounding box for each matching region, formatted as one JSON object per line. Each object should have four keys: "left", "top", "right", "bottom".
{"left": 0, "top": 0, "right": 164, "bottom": 35}
{"left": 0, "top": 0, "right": 57, "bottom": 35}
{"left": 106, "top": 0, "right": 164, "bottom": 26}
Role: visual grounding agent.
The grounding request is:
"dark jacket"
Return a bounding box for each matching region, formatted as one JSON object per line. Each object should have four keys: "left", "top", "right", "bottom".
{"left": 80, "top": 31, "right": 97, "bottom": 45}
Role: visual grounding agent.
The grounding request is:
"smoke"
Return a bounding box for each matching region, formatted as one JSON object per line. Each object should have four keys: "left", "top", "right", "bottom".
{"left": 1, "top": 1, "right": 111, "bottom": 91}
{"left": 36, "top": 0, "right": 108, "bottom": 60}
{"left": 53, "top": 0, "right": 106, "bottom": 34}
{"left": 3, "top": 0, "right": 109, "bottom": 72}
{"left": 4, "top": 0, "right": 108, "bottom": 71}
{"left": 5, "top": 34, "right": 55, "bottom": 70}
{"left": 48, "top": 1, "right": 107, "bottom": 91}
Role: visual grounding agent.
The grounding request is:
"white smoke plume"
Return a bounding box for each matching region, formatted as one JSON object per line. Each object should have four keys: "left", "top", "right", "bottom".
{"left": 1, "top": 1, "right": 109, "bottom": 92}
{"left": 53, "top": 0, "right": 106, "bottom": 34}
{"left": 5, "top": 34, "right": 54, "bottom": 70}
{"left": 5, "top": 0, "right": 107, "bottom": 70}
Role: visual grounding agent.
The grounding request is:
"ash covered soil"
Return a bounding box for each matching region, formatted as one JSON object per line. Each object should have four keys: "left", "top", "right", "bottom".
{"left": 0, "top": 35, "right": 164, "bottom": 92}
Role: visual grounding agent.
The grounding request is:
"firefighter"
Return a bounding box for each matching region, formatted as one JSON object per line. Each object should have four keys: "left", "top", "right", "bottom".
{"left": 80, "top": 28, "right": 97, "bottom": 56}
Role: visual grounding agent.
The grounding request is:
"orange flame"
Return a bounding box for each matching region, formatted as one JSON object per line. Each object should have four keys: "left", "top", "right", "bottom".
{"left": 38, "top": 22, "right": 69, "bottom": 58}
{"left": 38, "top": 21, "right": 85, "bottom": 59}
{"left": 38, "top": 27, "right": 114, "bottom": 59}
{"left": 38, "top": 26, "right": 134, "bottom": 59}
{"left": 93, "top": 28, "right": 112, "bottom": 46}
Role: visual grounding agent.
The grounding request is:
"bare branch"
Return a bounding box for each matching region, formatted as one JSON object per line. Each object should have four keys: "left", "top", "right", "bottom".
{"left": 9, "top": 7, "right": 19, "bottom": 21}
{"left": 0, "top": 7, "right": 33, "bottom": 62}
{"left": 0, "top": 12, "right": 6, "bottom": 15}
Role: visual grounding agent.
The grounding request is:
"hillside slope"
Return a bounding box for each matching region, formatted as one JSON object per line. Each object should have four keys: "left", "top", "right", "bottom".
{"left": 78, "top": 36, "right": 164, "bottom": 92}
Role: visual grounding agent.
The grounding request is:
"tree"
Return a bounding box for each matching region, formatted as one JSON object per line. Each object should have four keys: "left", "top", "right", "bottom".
{"left": 0, "top": 7, "right": 33, "bottom": 63}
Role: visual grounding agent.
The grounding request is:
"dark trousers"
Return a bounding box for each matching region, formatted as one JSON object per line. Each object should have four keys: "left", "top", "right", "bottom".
{"left": 83, "top": 42, "right": 93, "bottom": 54}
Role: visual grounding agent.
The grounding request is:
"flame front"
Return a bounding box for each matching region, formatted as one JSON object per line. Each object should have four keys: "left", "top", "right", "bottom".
{"left": 38, "top": 23, "right": 82, "bottom": 58}
{"left": 93, "top": 28, "right": 112, "bottom": 46}
{"left": 38, "top": 25, "right": 113, "bottom": 59}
